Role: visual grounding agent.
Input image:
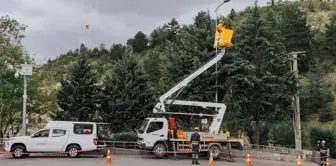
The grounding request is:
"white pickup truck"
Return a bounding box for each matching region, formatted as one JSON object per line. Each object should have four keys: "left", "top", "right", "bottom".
{"left": 4, "top": 121, "right": 106, "bottom": 159}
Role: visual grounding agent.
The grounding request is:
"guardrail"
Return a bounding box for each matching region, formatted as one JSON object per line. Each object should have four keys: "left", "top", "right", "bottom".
{"left": 244, "top": 143, "right": 293, "bottom": 154}
{"left": 105, "top": 141, "right": 137, "bottom": 149}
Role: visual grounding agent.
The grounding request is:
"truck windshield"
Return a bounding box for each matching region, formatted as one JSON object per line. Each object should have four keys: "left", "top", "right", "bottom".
{"left": 138, "top": 119, "right": 149, "bottom": 134}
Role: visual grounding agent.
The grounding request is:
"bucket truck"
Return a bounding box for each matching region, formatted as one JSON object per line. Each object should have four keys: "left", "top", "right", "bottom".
{"left": 136, "top": 27, "right": 244, "bottom": 160}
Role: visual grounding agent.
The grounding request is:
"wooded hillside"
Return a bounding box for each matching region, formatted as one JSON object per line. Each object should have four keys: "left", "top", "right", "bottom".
{"left": 1, "top": 0, "right": 336, "bottom": 156}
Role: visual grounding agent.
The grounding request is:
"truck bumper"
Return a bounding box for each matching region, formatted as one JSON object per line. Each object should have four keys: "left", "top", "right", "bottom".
{"left": 137, "top": 142, "right": 146, "bottom": 149}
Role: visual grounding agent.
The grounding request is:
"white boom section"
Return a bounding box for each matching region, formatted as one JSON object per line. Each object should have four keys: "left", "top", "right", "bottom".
{"left": 153, "top": 48, "right": 226, "bottom": 134}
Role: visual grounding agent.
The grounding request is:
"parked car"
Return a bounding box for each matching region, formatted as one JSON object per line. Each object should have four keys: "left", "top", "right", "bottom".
{"left": 4, "top": 121, "right": 107, "bottom": 159}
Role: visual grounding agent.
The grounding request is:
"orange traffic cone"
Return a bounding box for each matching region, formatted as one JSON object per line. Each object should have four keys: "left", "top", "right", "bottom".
{"left": 326, "top": 158, "right": 330, "bottom": 166}
{"left": 246, "top": 152, "right": 252, "bottom": 166}
{"left": 208, "top": 151, "right": 214, "bottom": 165}
{"left": 105, "top": 148, "right": 112, "bottom": 164}
{"left": 296, "top": 153, "right": 302, "bottom": 166}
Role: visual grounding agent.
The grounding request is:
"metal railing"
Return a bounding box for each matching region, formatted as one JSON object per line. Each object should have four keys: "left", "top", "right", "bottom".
{"left": 104, "top": 141, "right": 137, "bottom": 149}
{"left": 244, "top": 143, "right": 293, "bottom": 154}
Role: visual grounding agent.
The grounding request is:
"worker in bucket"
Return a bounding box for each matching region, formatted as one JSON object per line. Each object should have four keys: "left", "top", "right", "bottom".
{"left": 215, "top": 19, "right": 228, "bottom": 49}
{"left": 190, "top": 127, "right": 201, "bottom": 164}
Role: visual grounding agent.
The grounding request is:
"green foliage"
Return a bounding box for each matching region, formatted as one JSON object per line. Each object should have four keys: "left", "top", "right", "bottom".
{"left": 308, "top": 122, "right": 336, "bottom": 157}
{"left": 111, "top": 132, "right": 138, "bottom": 142}
{"left": 278, "top": 3, "right": 313, "bottom": 73}
{"left": 300, "top": 73, "right": 334, "bottom": 122}
{"left": 127, "top": 31, "right": 149, "bottom": 53}
{"left": 324, "top": 12, "right": 336, "bottom": 58}
{"left": 269, "top": 121, "right": 295, "bottom": 148}
{"left": 0, "top": 15, "right": 44, "bottom": 136}
{"left": 246, "top": 121, "right": 270, "bottom": 145}
{"left": 101, "top": 53, "right": 156, "bottom": 133}
{"left": 2, "top": 1, "right": 336, "bottom": 152}
{"left": 226, "top": 3, "right": 295, "bottom": 144}
{"left": 54, "top": 54, "right": 100, "bottom": 121}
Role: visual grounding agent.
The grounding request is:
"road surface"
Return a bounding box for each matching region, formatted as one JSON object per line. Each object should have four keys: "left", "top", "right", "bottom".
{"left": 0, "top": 155, "right": 319, "bottom": 166}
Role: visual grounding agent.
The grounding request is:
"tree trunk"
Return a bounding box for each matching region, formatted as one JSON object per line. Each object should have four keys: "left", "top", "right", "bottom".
{"left": 253, "top": 110, "right": 261, "bottom": 145}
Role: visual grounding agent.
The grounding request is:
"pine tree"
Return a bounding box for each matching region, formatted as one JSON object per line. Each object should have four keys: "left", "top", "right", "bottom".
{"left": 324, "top": 12, "right": 336, "bottom": 58}
{"left": 56, "top": 55, "right": 99, "bottom": 121}
{"left": 279, "top": 3, "right": 313, "bottom": 73}
{"left": 101, "top": 53, "right": 156, "bottom": 133}
{"left": 227, "top": 2, "right": 295, "bottom": 145}
{"left": 132, "top": 31, "right": 149, "bottom": 53}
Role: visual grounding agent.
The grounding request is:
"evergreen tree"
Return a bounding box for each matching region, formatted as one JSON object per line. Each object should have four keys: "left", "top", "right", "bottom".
{"left": 109, "top": 43, "right": 126, "bottom": 60}
{"left": 56, "top": 55, "right": 99, "bottom": 121}
{"left": 101, "top": 53, "right": 156, "bottom": 133}
{"left": 279, "top": 3, "right": 313, "bottom": 73}
{"left": 300, "top": 72, "right": 334, "bottom": 122}
{"left": 324, "top": 12, "right": 336, "bottom": 58}
{"left": 132, "top": 31, "right": 149, "bottom": 53}
{"left": 227, "top": 2, "right": 295, "bottom": 145}
{"left": 79, "top": 43, "right": 87, "bottom": 54}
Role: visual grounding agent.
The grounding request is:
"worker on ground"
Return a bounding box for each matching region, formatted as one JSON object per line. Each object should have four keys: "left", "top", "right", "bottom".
{"left": 318, "top": 140, "right": 329, "bottom": 166}
{"left": 190, "top": 127, "right": 201, "bottom": 165}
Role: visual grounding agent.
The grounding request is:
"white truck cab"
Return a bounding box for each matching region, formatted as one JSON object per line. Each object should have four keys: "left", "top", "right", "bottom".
{"left": 4, "top": 121, "right": 105, "bottom": 159}
{"left": 137, "top": 118, "right": 168, "bottom": 150}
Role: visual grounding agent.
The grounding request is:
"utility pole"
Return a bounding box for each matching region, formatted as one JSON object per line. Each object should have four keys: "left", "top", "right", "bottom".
{"left": 19, "top": 62, "right": 34, "bottom": 136}
{"left": 290, "top": 51, "right": 305, "bottom": 151}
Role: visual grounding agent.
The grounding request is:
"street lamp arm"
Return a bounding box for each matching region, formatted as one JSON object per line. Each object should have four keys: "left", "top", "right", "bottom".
{"left": 215, "top": 0, "right": 230, "bottom": 13}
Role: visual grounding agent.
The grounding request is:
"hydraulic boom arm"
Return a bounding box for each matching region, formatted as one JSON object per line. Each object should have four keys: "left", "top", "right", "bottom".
{"left": 153, "top": 48, "right": 227, "bottom": 134}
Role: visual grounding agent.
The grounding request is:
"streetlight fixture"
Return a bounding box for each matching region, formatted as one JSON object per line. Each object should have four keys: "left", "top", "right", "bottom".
{"left": 16, "top": 61, "right": 34, "bottom": 136}
{"left": 214, "top": 0, "right": 230, "bottom": 110}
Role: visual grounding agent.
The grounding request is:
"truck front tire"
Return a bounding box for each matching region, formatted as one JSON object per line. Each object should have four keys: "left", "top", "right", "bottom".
{"left": 153, "top": 143, "right": 166, "bottom": 158}
{"left": 11, "top": 145, "right": 27, "bottom": 159}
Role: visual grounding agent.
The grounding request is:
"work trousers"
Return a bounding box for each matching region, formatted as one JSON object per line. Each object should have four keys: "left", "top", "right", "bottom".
{"left": 320, "top": 156, "right": 327, "bottom": 166}
{"left": 192, "top": 144, "right": 199, "bottom": 159}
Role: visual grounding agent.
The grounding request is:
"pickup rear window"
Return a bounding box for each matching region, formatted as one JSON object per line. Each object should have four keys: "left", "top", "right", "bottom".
{"left": 74, "top": 124, "right": 94, "bottom": 135}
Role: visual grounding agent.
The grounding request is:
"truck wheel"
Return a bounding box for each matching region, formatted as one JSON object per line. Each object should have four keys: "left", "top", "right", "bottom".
{"left": 11, "top": 145, "right": 27, "bottom": 159}
{"left": 66, "top": 145, "right": 81, "bottom": 158}
{"left": 209, "top": 145, "right": 221, "bottom": 160}
{"left": 153, "top": 143, "right": 166, "bottom": 158}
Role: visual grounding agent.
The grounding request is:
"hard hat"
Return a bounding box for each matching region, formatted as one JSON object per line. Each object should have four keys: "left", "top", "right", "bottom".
{"left": 322, "top": 140, "right": 326, "bottom": 144}
{"left": 194, "top": 127, "right": 199, "bottom": 131}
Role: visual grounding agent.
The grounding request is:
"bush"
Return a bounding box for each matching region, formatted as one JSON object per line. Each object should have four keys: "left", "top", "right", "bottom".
{"left": 111, "top": 132, "right": 138, "bottom": 142}
{"left": 269, "top": 121, "right": 295, "bottom": 148}
{"left": 308, "top": 122, "right": 336, "bottom": 157}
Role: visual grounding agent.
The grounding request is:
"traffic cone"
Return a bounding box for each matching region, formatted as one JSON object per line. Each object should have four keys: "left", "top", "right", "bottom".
{"left": 326, "top": 158, "right": 330, "bottom": 166}
{"left": 245, "top": 152, "right": 252, "bottom": 166}
{"left": 105, "top": 148, "right": 112, "bottom": 164}
{"left": 208, "top": 151, "right": 214, "bottom": 165}
{"left": 296, "top": 153, "right": 302, "bottom": 166}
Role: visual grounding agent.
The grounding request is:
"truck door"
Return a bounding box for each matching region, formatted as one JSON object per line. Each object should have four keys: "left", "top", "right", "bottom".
{"left": 49, "top": 128, "right": 69, "bottom": 151}
{"left": 27, "top": 129, "right": 51, "bottom": 152}
{"left": 145, "top": 121, "right": 166, "bottom": 148}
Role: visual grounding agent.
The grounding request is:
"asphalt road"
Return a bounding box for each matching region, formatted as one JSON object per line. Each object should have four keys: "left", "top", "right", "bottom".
{"left": 0, "top": 155, "right": 319, "bottom": 166}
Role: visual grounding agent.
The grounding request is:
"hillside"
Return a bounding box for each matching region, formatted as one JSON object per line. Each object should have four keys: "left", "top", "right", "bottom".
{"left": 1, "top": 0, "right": 336, "bottom": 155}
{"left": 35, "top": 0, "right": 336, "bottom": 120}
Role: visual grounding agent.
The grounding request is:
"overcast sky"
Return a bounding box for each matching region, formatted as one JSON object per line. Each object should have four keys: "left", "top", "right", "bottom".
{"left": 0, "top": 0, "right": 278, "bottom": 62}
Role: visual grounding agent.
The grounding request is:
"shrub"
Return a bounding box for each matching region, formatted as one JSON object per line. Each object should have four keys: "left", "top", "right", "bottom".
{"left": 111, "top": 132, "right": 138, "bottom": 142}
{"left": 308, "top": 122, "right": 336, "bottom": 157}
{"left": 269, "top": 121, "right": 295, "bottom": 148}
